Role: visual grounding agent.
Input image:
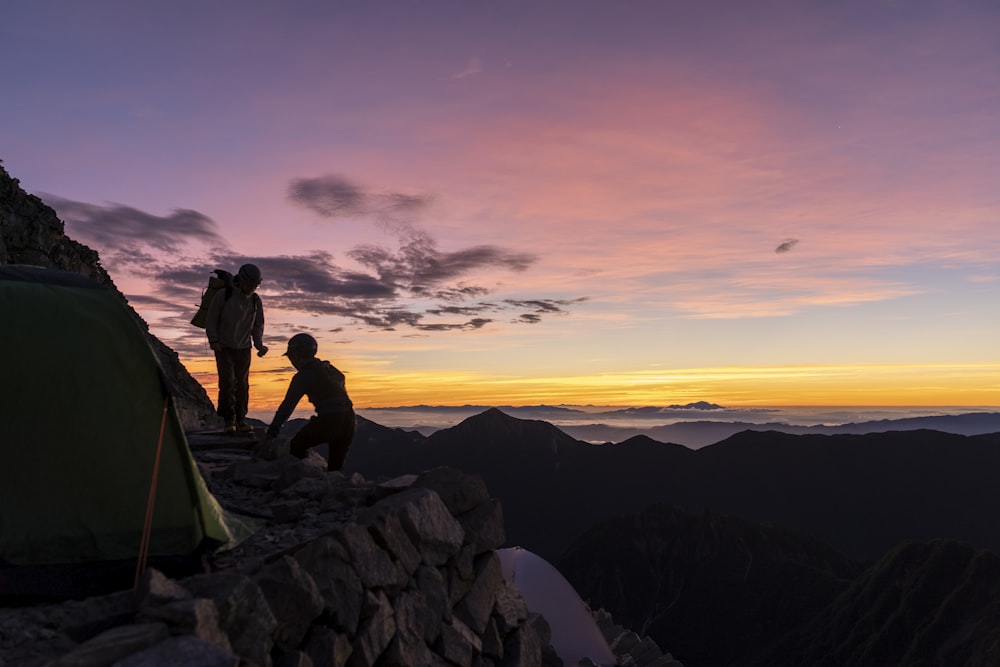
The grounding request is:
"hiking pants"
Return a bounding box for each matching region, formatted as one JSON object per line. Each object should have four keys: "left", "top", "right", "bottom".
{"left": 290, "top": 411, "right": 357, "bottom": 471}
{"left": 215, "top": 346, "right": 252, "bottom": 422}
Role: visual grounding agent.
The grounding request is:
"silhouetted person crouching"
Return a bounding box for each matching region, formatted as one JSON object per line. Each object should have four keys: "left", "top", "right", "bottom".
{"left": 265, "top": 333, "right": 356, "bottom": 471}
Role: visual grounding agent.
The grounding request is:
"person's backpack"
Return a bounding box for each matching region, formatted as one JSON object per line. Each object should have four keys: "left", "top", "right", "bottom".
{"left": 190, "top": 269, "right": 235, "bottom": 328}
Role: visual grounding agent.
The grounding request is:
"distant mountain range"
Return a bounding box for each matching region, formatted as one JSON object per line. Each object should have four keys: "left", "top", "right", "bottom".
{"left": 343, "top": 408, "right": 1000, "bottom": 563}
{"left": 558, "top": 411, "right": 1000, "bottom": 447}
{"left": 361, "top": 401, "right": 727, "bottom": 418}
{"left": 308, "top": 407, "right": 1000, "bottom": 665}
{"left": 355, "top": 405, "right": 1000, "bottom": 447}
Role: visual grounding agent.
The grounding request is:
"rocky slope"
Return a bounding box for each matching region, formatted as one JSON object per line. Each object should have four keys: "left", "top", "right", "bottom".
{"left": 556, "top": 504, "right": 1000, "bottom": 667}
{"left": 770, "top": 539, "right": 1000, "bottom": 667}
{"left": 0, "top": 162, "right": 218, "bottom": 430}
{"left": 556, "top": 504, "right": 864, "bottom": 667}
{"left": 0, "top": 440, "right": 682, "bottom": 667}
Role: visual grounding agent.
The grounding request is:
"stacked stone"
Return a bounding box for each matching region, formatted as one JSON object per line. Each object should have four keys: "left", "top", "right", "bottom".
{"left": 591, "top": 610, "right": 684, "bottom": 667}
{"left": 0, "top": 465, "right": 562, "bottom": 667}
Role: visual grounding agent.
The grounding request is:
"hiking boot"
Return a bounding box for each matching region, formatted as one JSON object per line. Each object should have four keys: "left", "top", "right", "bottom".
{"left": 224, "top": 419, "right": 237, "bottom": 434}
{"left": 236, "top": 420, "right": 253, "bottom": 433}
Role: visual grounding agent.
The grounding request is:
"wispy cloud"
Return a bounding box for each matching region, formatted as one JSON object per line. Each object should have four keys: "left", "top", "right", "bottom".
{"left": 348, "top": 229, "right": 535, "bottom": 294}
{"left": 287, "top": 174, "right": 430, "bottom": 233}
{"left": 44, "top": 194, "right": 228, "bottom": 273}
{"left": 416, "top": 317, "right": 492, "bottom": 331}
{"left": 503, "top": 298, "right": 585, "bottom": 313}
{"left": 449, "top": 56, "right": 484, "bottom": 80}
{"left": 45, "top": 179, "right": 585, "bottom": 336}
{"left": 282, "top": 173, "right": 561, "bottom": 326}
{"left": 666, "top": 272, "right": 922, "bottom": 319}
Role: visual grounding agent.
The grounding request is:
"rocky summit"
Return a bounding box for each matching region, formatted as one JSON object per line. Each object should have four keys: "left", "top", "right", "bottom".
{"left": 0, "top": 438, "right": 683, "bottom": 667}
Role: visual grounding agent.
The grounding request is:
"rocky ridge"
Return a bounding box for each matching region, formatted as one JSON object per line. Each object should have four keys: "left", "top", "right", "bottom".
{"left": 0, "top": 162, "right": 218, "bottom": 430}
{"left": 0, "top": 162, "right": 685, "bottom": 666}
{"left": 0, "top": 439, "right": 683, "bottom": 667}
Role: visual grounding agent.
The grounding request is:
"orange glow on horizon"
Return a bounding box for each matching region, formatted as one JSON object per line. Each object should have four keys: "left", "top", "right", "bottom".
{"left": 184, "top": 356, "right": 1000, "bottom": 412}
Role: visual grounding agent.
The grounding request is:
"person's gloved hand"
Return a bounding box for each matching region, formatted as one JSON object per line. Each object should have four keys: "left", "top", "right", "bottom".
{"left": 257, "top": 345, "right": 269, "bottom": 357}
{"left": 209, "top": 341, "right": 223, "bottom": 352}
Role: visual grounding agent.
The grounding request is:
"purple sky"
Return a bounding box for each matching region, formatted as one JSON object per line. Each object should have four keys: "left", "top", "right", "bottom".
{"left": 3, "top": 0, "right": 1000, "bottom": 409}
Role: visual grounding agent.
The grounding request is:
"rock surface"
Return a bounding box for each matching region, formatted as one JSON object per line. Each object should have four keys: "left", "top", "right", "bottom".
{"left": 0, "top": 437, "right": 679, "bottom": 667}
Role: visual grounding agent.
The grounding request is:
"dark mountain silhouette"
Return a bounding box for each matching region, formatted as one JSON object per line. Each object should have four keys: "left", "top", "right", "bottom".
{"left": 351, "top": 408, "right": 584, "bottom": 473}
{"left": 346, "top": 409, "right": 1000, "bottom": 664}
{"left": 348, "top": 411, "right": 696, "bottom": 559}
{"left": 346, "top": 409, "right": 1000, "bottom": 565}
{"left": 561, "top": 419, "right": 777, "bottom": 446}
{"left": 556, "top": 505, "right": 1000, "bottom": 667}
{"left": 773, "top": 539, "right": 1000, "bottom": 666}
{"left": 555, "top": 504, "right": 865, "bottom": 667}
{"left": 681, "top": 428, "right": 1000, "bottom": 560}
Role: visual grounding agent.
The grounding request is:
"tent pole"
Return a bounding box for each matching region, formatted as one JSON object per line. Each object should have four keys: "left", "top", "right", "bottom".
{"left": 134, "top": 397, "right": 169, "bottom": 594}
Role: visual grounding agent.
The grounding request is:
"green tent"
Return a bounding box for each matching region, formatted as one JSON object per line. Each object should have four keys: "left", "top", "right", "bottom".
{"left": 0, "top": 265, "right": 250, "bottom": 590}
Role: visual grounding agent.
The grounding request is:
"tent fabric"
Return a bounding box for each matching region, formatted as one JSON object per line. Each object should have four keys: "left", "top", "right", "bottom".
{"left": 0, "top": 265, "right": 250, "bottom": 566}
{"left": 498, "top": 546, "right": 617, "bottom": 667}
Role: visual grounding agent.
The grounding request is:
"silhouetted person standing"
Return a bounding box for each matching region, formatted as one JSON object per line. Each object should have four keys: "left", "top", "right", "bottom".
{"left": 206, "top": 263, "right": 268, "bottom": 432}
{"left": 265, "top": 333, "right": 356, "bottom": 471}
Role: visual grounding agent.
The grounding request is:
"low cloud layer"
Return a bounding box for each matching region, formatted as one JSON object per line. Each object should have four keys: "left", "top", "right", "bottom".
{"left": 46, "top": 177, "right": 584, "bottom": 352}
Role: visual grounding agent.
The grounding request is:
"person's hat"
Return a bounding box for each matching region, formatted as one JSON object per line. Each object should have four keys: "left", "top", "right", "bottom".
{"left": 284, "top": 333, "right": 318, "bottom": 358}
{"left": 237, "top": 263, "right": 262, "bottom": 285}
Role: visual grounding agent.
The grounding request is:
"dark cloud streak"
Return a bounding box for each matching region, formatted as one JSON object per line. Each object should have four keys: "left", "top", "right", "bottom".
{"left": 44, "top": 181, "right": 585, "bottom": 335}
{"left": 416, "top": 317, "right": 492, "bottom": 331}
{"left": 287, "top": 174, "right": 430, "bottom": 226}
{"left": 349, "top": 230, "right": 535, "bottom": 292}
{"left": 44, "top": 194, "right": 227, "bottom": 255}
{"left": 504, "top": 297, "right": 588, "bottom": 314}
{"left": 775, "top": 238, "right": 799, "bottom": 253}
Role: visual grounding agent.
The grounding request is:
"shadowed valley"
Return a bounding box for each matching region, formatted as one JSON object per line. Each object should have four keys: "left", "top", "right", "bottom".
{"left": 342, "top": 408, "right": 1000, "bottom": 666}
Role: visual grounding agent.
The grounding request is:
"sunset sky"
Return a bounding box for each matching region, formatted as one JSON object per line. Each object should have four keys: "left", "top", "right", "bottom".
{"left": 3, "top": 0, "right": 1000, "bottom": 412}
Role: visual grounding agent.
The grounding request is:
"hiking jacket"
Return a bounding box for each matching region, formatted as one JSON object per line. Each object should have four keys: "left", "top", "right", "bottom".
{"left": 205, "top": 287, "right": 264, "bottom": 350}
{"left": 267, "top": 358, "right": 353, "bottom": 438}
